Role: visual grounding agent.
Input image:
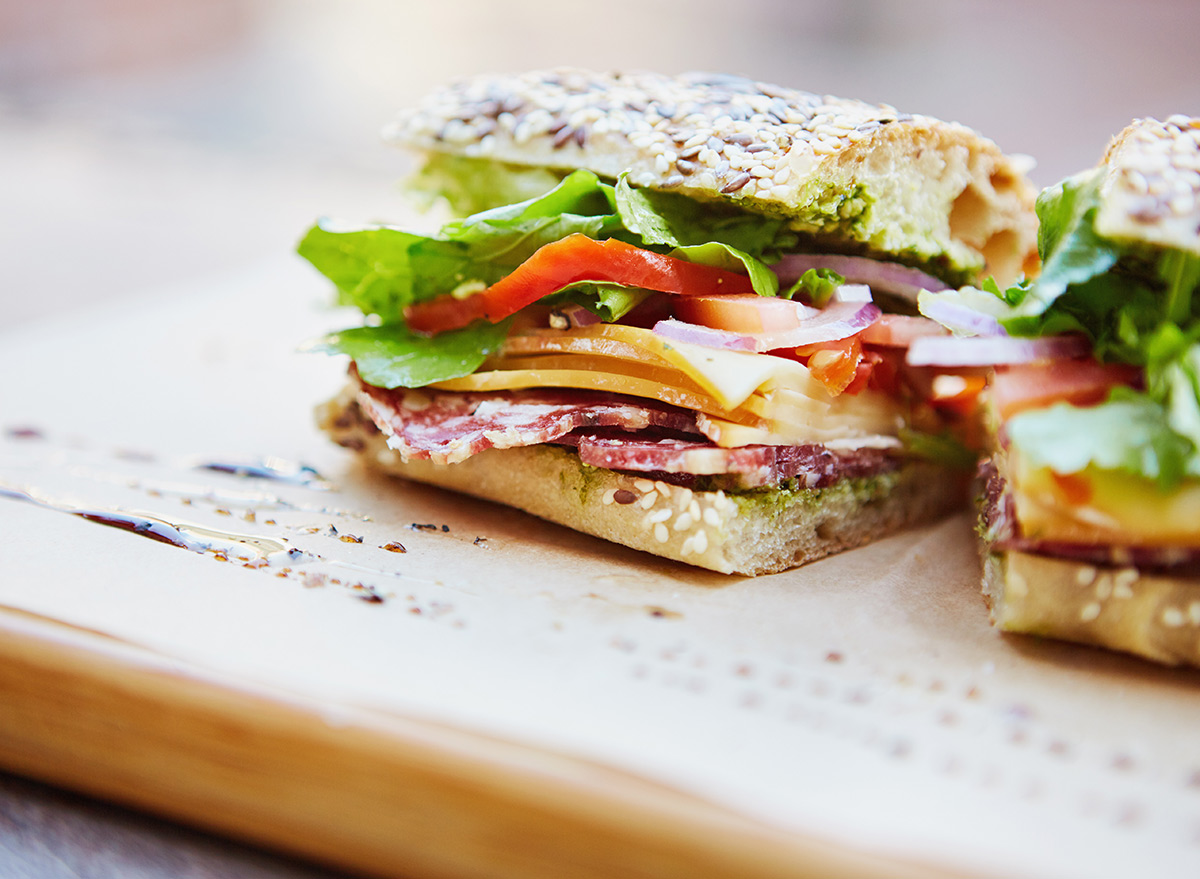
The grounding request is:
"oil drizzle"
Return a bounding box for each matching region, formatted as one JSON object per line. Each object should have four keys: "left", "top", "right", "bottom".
{"left": 0, "top": 484, "right": 287, "bottom": 558}
{"left": 195, "top": 457, "right": 328, "bottom": 488}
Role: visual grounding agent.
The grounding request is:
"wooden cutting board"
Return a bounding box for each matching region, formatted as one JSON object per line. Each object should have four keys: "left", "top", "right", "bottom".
{"left": 3, "top": 260, "right": 1200, "bottom": 879}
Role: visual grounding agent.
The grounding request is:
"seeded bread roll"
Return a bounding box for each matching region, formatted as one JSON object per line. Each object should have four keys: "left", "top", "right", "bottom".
{"left": 1094, "top": 115, "right": 1200, "bottom": 255}
{"left": 318, "top": 390, "right": 965, "bottom": 577}
{"left": 386, "top": 69, "right": 1039, "bottom": 285}
{"left": 983, "top": 551, "right": 1200, "bottom": 667}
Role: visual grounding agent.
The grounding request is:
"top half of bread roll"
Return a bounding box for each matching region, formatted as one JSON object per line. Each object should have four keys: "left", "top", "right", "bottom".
{"left": 1094, "top": 114, "right": 1200, "bottom": 256}
{"left": 385, "top": 69, "right": 1040, "bottom": 286}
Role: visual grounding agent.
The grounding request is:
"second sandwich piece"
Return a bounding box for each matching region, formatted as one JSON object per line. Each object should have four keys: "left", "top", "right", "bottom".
{"left": 955, "top": 115, "right": 1200, "bottom": 664}
{"left": 301, "top": 69, "right": 1039, "bottom": 575}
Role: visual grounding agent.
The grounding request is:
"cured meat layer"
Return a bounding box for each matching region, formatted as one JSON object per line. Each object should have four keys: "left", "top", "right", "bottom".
{"left": 562, "top": 431, "right": 894, "bottom": 490}
{"left": 355, "top": 378, "right": 899, "bottom": 490}
{"left": 357, "top": 383, "right": 699, "bottom": 465}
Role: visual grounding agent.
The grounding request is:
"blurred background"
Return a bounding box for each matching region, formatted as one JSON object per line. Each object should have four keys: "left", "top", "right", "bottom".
{"left": 1, "top": 0, "right": 1198, "bottom": 326}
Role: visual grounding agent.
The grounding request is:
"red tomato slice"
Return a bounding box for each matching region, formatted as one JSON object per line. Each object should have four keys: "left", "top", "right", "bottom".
{"left": 990, "top": 358, "right": 1141, "bottom": 421}
{"left": 794, "top": 335, "right": 864, "bottom": 396}
{"left": 842, "top": 359, "right": 874, "bottom": 396}
{"left": 405, "top": 235, "right": 757, "bottom": 335}
{"left": 674, "top": 294, "right": 819, "bottom": 334}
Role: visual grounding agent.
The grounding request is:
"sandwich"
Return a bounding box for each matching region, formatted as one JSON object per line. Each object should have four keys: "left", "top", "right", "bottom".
{"left": 299, "top": 69, "right": 1039, "bottom": 575}
{"left": 920, "top": 115, "right": 1200, "bottom": 664}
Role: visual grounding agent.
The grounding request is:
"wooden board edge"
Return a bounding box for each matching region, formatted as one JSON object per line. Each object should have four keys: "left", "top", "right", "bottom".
{"left": 0, "top": 610, "right": 956, "bottom": 879}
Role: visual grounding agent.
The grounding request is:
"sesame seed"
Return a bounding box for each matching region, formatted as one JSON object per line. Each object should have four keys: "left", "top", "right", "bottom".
{"left": 1075, "top": 566, "right": 1098, "bottom": 586}
{"left": 634, "top": 478, "right": 655, "bottom": 492}
{"left": 703, "top": 507, "right": 720, "bottom": 527}
{"left": 674, "top": 512, "right": 694, "bottom": 531}
{"left": 1113, "top": 568, "right": 1139, "bottom": 593}
{"left": 1189, "top": 602, "right": 1200, "bottom": 625}
{"left": 602, "top": 488, "right": 617, "bottom": 505}
{"left": 639, "top": 492, "right": 658, "bottom": 510}
{"left": 654, "top": 523, "right": 670, "bottom": 543}
{"left": 693, "top": 529, "right": 708, "bottom": 554}
{"left": 1164, "top": 607, "right": 1186, "bottom": 628}
{"left": 1080, "top": 602, "right": 1102, "bottom": 622}
{"left": 646, "top": 508, "right": 671, "bottom": 525}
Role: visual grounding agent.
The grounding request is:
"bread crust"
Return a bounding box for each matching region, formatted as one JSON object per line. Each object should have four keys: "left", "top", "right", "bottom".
{"left": 983, "top": 549, "right": 1200, "bottom": 667}
{"left": 318, "top": 390, "right": 965, "bottom": 576}
{"left": 1095, "top": 115, "right": 1200, "bottom": 256}
{"left": 387, "top": 69, "right": 1038, "bottom": 284}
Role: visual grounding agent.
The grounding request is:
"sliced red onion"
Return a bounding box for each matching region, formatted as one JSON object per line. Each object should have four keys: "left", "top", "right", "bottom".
{"left": 906, "top": 334, "right": 1091, "bottom": 367}
{"left": 654, "top": 300, "right": 881, "bottom": 353}
{"left": 919, "top": 298, "right": 1007, "bottom": 337}
{"left": 651, "top": 319, "right": 757, "bottom": 351}
{"left": 774, "top": 254, "right": 950, "bottom": 301}
{"left": 761, "top": 300, "right": 881, "bottom": 349}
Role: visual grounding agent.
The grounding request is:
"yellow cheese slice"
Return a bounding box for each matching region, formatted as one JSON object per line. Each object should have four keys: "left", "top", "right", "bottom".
{"left": 1007, "top": 456, "right": 1200, "bottom": 547}
{"left": 500, "top": 325, "right": 824, "bottom": 410}
{"left": 431, "top": 368, "right": 735, "bottom": 421}
{"left": 436, "top": 324, "right": 906, "bottom": 449}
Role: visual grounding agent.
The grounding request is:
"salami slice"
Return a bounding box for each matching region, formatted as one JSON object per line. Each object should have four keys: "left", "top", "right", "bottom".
{"left": 566, "top": 432, "right": 894, "bottom": 489}
{"left": 357, "top": 382, "right": 699, "bottom": 465}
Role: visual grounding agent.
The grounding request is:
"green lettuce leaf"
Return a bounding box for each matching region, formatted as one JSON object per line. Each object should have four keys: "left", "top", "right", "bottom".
{"left": 307, "top": 319, "right": 513, "bottom": 389}
{"left": 543, "top": 283, "right": 652, "bottom": 322}
{"left": 898, "top": 428, "right": 977, "bottom": 470}
{"left": 612, "top": 173, "right": 796, "bottom": 255}
{"left": 1006, "top": 170, "right": 1122, "bottom": 321}
{"left": 406, "top": 154, "right": 564, "bottom": 216}
{"left": 1005, "top": 389, "right": 1198, "bottom": 487}
{"left": 438, "top": 169, "right": 619, "bottom": 265}
{"left": 299, "top": 168, "right": 813, "bottom": 383}
{"left": 669, "top": 242, "right": 780, "bottom": 297}
{"left": 782, "top": 268, "right": 844, "bottom": 305}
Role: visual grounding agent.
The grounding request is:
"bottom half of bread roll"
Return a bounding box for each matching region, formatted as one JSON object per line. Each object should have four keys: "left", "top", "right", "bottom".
{"left": 316, "top": 381, "right": 967, "bottom": 577}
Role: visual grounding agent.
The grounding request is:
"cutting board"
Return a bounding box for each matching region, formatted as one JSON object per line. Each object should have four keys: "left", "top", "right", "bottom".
{"left": 3, "top": 259, "right": 1200, "bottom": 879}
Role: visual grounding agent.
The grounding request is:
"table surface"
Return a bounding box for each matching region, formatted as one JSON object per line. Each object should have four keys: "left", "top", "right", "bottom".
{"left": 0, "top": 771, "right": 356, "bottom": 879}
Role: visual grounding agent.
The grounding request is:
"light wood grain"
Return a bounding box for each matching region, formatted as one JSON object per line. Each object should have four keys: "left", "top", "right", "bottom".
{"left": 0, "top": 611, "right": 949, "bottom": 879}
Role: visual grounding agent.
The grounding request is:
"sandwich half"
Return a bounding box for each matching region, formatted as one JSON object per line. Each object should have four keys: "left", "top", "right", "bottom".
{"left": 920, "top": 115, "right": 1200, "bottom": 663}
{"left": 301, "top": 69, "right": 1039, "bottom": 575}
